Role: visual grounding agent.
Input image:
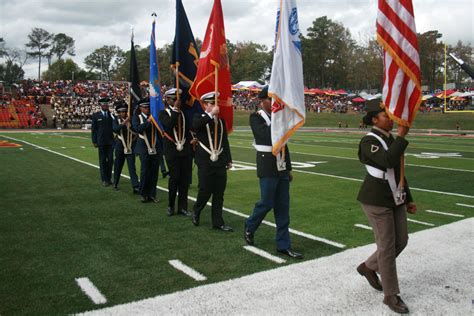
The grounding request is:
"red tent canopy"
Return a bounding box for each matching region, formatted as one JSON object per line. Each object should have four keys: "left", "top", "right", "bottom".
{"left": 352, "top": 97, "right": 366, "bottom": 103}
{"left": 335, "top": 89, "right": 348, "bottom": 95}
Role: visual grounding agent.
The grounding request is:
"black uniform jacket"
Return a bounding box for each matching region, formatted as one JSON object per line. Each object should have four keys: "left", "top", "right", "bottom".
{"left": 91, "top": 111, "right": 114, "bottom": 146}
{"left": 113, "top": 116, "right": 136, "bottom": 153}
{"left": 158, "top": 108, "right": 192, "bottom": 160}
{"left": 192, "top": 113, "right": 231, "bottom": 169}
{"left": 250, "top": 111, "right": 292, "bottom": 178}
{"left": 357, "top": 127, "right": 413, "bottom": 208}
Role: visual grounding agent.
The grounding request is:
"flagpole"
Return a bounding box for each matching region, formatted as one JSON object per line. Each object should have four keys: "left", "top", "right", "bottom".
{"left": 127, "top": 26, "right": 134, "bottom": 152}
{"left": 176, "top": 63, "right": 182, "bottom": 140}
{"left": 214, "top": 65, "right": 219, "bottom": 146}
{"left": 444, "top": 43, "right": 447, "bottom": 112}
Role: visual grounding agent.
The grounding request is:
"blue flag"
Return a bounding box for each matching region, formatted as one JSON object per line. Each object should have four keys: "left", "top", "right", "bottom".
{"left": 149, "top": 20, "right": 165, "bottom": 131}
{"left": 171, "top": 0, "right": 203, "bottom": 123}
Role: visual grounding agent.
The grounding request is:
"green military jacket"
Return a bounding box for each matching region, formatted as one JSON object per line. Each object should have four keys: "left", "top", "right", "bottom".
{"left": 357, "top": 127, "right": 413, "bottom": 208}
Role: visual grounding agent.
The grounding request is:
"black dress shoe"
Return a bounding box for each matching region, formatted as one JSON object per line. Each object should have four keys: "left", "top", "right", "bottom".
{"left": 106, "top": 181, "right": 113, "bottom": 186}
{"left": 213, "top": 225, "right": 233, "bottom": 232}
{"left": 192, "top": 213, "right": 200, "bottom": 226}
{"left": 113, "top": 185, "right": 119, "bottom": 191}
{"left": 141, "top": 196, "right": 151, "bottom": 203}
{"left": 244, "top": 223, "right": 254, "bottom": 245}
{"left": 178, "top": 209, "right": 191, "bottom": 216}
{"left": 167, "top": 207, "right": 174, "bottom": 217}
{"left": 102, "top": 181, "right": 110, "bottom": 187}
{"left": 383, "top": 295, "right": 409, "bottom": 314}
{"left": 133, "top": 188, "right": 140, "bottom": 195}
{"left": 357, "top": 262, "right": 383, "bottom": 291}
{"left": 277, "top": 248, "right": 303, "bottom": 259}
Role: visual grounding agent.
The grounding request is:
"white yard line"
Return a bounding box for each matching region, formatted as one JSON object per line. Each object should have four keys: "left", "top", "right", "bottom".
{"left": 354, "top": 224, "right": 372, "bottom": 231}
{"left": 425, "top": 210, "right": 464, "bottom": 218}
{"left": 407, "top": 218, "right": 435, "bottom": 227}
{"left": 168, "top": 260, "right": 207, "bottom": 281}
{"left": 233, "top": 159, "right": 474, "bottom": 199}
{"left": 243, "top": 246, "right": 286, "bottom": 264}
{"left": 456, "top": 203, "right": 474, "bottom": 208}
{"left": 75, "top": 277, "right": 107, "bottom": 305}
{"left": 0, "top": 135, "right": 345, "bottom": 249}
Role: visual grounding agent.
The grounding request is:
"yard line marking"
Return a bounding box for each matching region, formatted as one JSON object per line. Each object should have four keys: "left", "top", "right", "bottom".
{"left": 231, "top": 145, "right": 474, "bottom": 173}
{"left": 456, "top": 203, "right": 474, "bottom": 208}
{"left": 168, "top": 260, "right": 207, "bottom": 281}
{"left": 425, "top": 210, "right": 464, "bottom": 218}
{"left": 75, "top": 277, "right": 107, "bottom": 305}
{"left": 233, "top": 159, "right": 474, "bottom": 199}
{"left": 243, "top": 246, "right": 286, "bottom": 264}
{"left": 407, "top": 218, "right": 435, "bottom": 227}
{"left": 354, "top": 224, "right": 372, "bottom": 231}
{"left": 0, "top": 135, "right": 346, "bottom": 249}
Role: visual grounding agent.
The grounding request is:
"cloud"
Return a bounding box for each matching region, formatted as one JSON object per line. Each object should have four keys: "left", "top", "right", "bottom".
{"left": 1, "top": 0, "right": 471, "bottom": 78}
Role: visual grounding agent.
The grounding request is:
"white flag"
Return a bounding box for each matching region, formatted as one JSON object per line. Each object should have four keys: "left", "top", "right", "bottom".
{"left": 268, "top": 0, "right": 305, "bottom": 155}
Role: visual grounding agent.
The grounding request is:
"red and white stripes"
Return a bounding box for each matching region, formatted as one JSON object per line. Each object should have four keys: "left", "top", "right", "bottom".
{"left": 376, "top": 0, "right": 422, "bottom": 126}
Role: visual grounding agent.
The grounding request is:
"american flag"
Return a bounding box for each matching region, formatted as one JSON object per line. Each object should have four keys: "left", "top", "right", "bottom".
{"left": 376, "top": 0, "right": 422, "bottom": 127}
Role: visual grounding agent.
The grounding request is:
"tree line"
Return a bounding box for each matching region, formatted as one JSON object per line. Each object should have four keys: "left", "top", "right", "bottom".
{"left": 0, "top": 16, "right": 472, "bottom": 92}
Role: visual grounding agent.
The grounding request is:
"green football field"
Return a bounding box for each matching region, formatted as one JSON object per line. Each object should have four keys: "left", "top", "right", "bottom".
{"left": 0, "top": 126, "right": 473, "bottom": 315}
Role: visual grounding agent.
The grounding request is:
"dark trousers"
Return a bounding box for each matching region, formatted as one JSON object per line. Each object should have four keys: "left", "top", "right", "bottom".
{"left": 246, "top": 176, "right": 291, "bottom": 250}
{"left": 362, "top": 203, "right": 408, "bottom": 296}
{"left": 139, "top": 152, "right": 159, "bottom": 199}
{"left": 192, "top": 166, "right": 227, "bottom": 227}
{"left": 167, "top": 155, "right": 192, "bottom": 210}
{"left": 113, "top": 148, "right": 139, "bottom": 189}
{"left": 98, "top": 145, "right": 113, "bottom": 183}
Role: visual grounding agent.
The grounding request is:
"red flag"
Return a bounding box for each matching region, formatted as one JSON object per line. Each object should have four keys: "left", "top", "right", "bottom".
{"left": 189, "top": 0, "right": 233, "bottom": 132}
{"left": 376, "top": 0, "right": 422, "bottom": 127}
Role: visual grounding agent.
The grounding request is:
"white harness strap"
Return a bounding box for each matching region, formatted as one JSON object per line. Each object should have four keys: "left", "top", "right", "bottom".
{"left": 365, "top": 132, "right": 405, "bottom": 205}
{"left": 198, "top": 117, "right": 224, "bottom": 162}
{"left": 165, "top": 108, "right": 186, "bottom": 151}
{"left": 138, "top": 114, "right": 156, "bottom": 155}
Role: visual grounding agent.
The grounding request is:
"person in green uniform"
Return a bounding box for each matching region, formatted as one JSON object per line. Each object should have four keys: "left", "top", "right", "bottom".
{"left": 355, "top": 99, "right": 417, "bottom": 314}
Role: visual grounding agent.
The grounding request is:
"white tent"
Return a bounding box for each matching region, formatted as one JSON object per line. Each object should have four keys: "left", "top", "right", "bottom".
{"left": 232, "top": 81, "right": 265, "bottom": 89}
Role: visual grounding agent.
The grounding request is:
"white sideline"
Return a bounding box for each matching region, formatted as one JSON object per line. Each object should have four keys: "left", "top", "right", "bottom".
{"left": 243, "top": 246, "right": 286, "bottom": 264}
{"left": 0, "top": 135, "right": 345, "bottom": 249}
{"left": 354, "top": 224, "right": 372, "bottom": 231}
{"left": 168, "top": 260, "right": 207, "bottom": 281}
{"left": 425, "top": 210, "right": 465, "bottom": 218}
{"left": 75, "top": 277, "right": 107, "bottom": 305}
{"left": 407, "top": 218, "right": 435, "bottom": 227}
{"left": 456, "top": 203, "right": 474, "bottom": 208}
{"left": 80, "top": 218, "right": 474, "bottom": 315}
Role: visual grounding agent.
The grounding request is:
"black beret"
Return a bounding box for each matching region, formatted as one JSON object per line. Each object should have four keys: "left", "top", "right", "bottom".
{"left": 362, "top": 98, "right": 384, "bottom": 125}
{"left": 258, "top": 86, "right": 269, "bottom": 99}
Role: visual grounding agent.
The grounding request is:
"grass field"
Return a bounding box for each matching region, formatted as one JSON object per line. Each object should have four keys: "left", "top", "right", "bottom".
{"left": 1, "top": 117, "right": 473, "bottom": 314}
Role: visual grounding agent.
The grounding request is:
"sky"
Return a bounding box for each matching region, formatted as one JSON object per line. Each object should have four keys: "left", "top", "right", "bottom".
{"left": 1, "top": 0, "right": 472, "bottom": 79}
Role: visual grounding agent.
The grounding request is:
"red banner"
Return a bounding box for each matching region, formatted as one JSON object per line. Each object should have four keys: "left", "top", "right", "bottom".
{"left": 189, "top": 0, "right": 233, "bottom": 132}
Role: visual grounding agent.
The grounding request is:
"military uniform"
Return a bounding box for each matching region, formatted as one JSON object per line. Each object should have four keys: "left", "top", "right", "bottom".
{"left": 244, "top": 86, "right": 302, "bottom": 259}
{"left": 112, "top": 101, "right": 139, "bottom": 193}
{"left": 91, "top": 97, "right": 114, "bottom": 186}
{"left": 191, "top": 92, "right": 232, "bottom": 231}
{"left": 356, "top": 100, "right": 414, "bottom": 314}
{"left": 159, "top": 88, "right": 193, "bottom": 216}
{"left": 132, "top": 98, "right": 162, "bottom": 203}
